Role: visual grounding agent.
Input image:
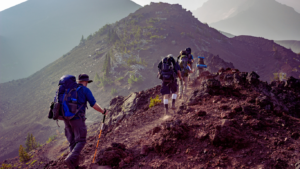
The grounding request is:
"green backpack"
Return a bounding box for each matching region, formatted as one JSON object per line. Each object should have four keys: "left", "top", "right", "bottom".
{"left": 179, "top": 55, "right": 189, "bottom": 77}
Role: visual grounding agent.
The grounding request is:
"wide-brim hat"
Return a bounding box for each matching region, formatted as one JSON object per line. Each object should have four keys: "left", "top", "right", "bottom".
{"left": 77, "top": 73, "right": 93, "bottom": 83}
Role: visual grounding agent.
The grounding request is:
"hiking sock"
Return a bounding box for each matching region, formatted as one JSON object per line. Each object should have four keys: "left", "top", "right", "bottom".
{"left": 164, "top": 99, "right": 168, "bottom": 114}
{"left": 171, "top": 94, "right": 177, "bottom": 109}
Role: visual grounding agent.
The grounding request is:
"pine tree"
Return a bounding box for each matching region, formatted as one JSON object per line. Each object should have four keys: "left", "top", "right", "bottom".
{"left": 80, "top": 35, "right": 85, "bottom": 45}
{"left": 31, "top": 134, "right": 38, "bottom": 150}
{"left": 19, "top": 145, "right": 30, "bottom": 162}
{"left": 25, "top": 133, "right": 39, "bottom": 152}
{"left": 102, "top": 53, "right": 111, "bottom": 78}
{"left": 25, "top": 133, "right": 31, "bottom": 152}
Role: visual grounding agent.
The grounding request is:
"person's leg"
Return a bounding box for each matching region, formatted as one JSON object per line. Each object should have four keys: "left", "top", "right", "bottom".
{"left": 183, "top": 76, "right": 188, "bottom": 95}
{"left": 179, "top": 78, "right": 183, "bottom": 99}
{"left": 64, "top": 120, "right": 76, "bottom": 152}
{"left": 170, "top": 80, "right": 178, "bottom": 109}
{"left": 163, "top": 94, "right": 170, "bottom": 114}
{"left": 65, "top": 118, "right": 87, "bottom": 167}
{"left": 160, "top": 82, "right": 170, "bottom": 114}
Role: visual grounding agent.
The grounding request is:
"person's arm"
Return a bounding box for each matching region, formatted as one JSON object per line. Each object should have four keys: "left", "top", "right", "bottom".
{"left": 177, "top": 70, "right": 182, "bottom": 80}
{"left": 84, "top": 88, "right": 107, "bottom": 115}
{"left": 93, "top": 103, "right": 107, "bottom": 115}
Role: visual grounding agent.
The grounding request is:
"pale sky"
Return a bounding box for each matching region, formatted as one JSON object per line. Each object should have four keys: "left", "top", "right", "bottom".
{"left": 0, "top": 0, "right": 27, "bottom": 11}
{"left": 0, "top": 0, "right": 209, "bottom": 12}
{"left": 0, "top": 0, "right": 299, "bottom": 12}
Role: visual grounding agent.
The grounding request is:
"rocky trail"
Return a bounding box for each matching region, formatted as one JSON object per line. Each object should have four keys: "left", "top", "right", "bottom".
{"left": 2, "top": 68, "right": 300, "bottom": 169}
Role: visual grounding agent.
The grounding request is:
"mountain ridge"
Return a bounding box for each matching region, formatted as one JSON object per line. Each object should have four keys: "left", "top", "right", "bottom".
{"left": 193, "top": 0, "right": 300, "bottom": 40}
{"left": 0, "top": 2, "right": 299, "bottom": 162}
{"left": 0, "top": 0, "right": 141, "bottom": 83}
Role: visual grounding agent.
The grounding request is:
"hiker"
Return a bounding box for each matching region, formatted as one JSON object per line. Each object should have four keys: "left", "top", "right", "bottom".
{"left": 158, "top": 54, "right": 182, "bottom": 114}
{"left": 186, "top": 48, "right": 194, "bottom": 81}
{"left": 196, "top": 56, "right": 207, "bottom": 78}
{"left": 178, "top": 50, "right": 194, "bottom": 99}
{"left": 63, "top": 74, "right": 107, "bottom": 169}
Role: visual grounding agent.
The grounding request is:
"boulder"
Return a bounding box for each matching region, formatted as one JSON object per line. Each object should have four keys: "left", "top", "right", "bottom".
{"left": 209, "top": 119, "right": 246, "bottom": 148}
{"left": 247, "top": 71, "right": 260, "bottom": 85}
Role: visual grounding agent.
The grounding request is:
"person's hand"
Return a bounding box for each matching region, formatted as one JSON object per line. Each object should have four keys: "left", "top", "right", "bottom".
{"left": 103, "top": 108, "right": 107, "bottom": 115}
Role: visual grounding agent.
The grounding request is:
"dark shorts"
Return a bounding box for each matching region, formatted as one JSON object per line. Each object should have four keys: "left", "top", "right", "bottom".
{"left": 160, "top": 80, "right": 178, "bottom": 95}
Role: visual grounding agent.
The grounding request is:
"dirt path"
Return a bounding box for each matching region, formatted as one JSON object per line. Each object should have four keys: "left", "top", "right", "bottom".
{"left": 44, "top": 137, "right": 68, "bottom": 161}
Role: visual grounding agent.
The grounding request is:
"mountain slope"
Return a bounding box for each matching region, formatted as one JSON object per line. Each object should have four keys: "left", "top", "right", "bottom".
{"left": 193, "top": 0, "right": 300, "bottom": 40}
{"left": 275, "top": 40, "right": 300, "bottom": 53}
{"left": 0, "top": 2, "right": 299, "bottom": 162}
{"left": 276, "top": 0, "right": 300, "bottom": 13}
{"left": 2, "top": 68, "right": 300, "bottom": 168}
{"left": 0, "top": 0, "right": 141, "bottom": 83}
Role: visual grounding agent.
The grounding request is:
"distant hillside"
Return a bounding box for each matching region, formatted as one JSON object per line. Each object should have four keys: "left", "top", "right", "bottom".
{"left": 0, "top": 2, "right": 299, "bottom": 162}
{"left": 193, "top": 0, "right": 300, "bottom": 40}
{"left": 0, "top": 0, "right": 141, "bottom": 83}
{"left": 275, "top": 40, "right": 300, "bottom": 53}
{"left": 219, "top": 31, "right": 235, "bottom": 38}
{"left": 276, "top": 0, "right": 300, "bottom": 13}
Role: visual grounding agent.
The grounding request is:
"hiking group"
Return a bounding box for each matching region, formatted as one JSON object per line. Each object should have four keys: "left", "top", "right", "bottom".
{"left": 46, "top": 47, "right": 206, "bottom": 169}
{"left": 158, "top": 47, "right": 207, "bottom": 114}
{"left": 48, "top": 74, "right": 107, "bottom": 169}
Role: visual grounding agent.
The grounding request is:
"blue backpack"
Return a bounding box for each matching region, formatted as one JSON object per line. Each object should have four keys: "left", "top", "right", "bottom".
{"left": 197, "top": 56, "right": 207, "bottom": 68}
{"left": 52, "top": 75, "right": 84, "bottom": 121}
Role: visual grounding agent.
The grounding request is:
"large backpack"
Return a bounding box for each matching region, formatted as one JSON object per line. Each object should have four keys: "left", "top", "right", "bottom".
{"left": 52, "top": 75, "right": 84, "bottom": 121}
{"left": 179, "top": 55, "right": 190, "bottom": 77}
{"left": 197, "top": 56, "right": 207, "bottom": 68}
{"left": 159, "top": 57, "right": 175, "bottom": 83}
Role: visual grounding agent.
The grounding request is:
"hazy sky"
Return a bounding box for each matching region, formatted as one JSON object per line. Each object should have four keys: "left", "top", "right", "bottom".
{"left": 0, "top": 0, "right": 209, "bottom": 11}
{"left": 0, "top": 0, "right": 299, "bottom": 12}
{"left": 0, "top": 0, "right": 26, "bottom": 11}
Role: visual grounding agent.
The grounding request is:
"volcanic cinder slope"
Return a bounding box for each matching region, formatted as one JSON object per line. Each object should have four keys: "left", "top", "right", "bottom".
{"left": 2, "top": 68, "right": 300, "bottom": 169}
{"left": 0, "top": 2, "right": 299, "bottom": 162}
{"left": 0, "top": 0, "right": 141, "bottom": 83}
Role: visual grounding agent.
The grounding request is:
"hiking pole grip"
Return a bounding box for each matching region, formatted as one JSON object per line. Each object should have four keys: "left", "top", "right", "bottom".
{"left": 102, "top": 110, "right": 106, "bottom": 123}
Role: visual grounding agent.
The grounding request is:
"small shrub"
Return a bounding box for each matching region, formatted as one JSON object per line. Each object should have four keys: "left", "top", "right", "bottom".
{"left": 98, "top": 76, "right": 113, "bottom": 88}
{"left": 30, "top": 160, "right": 37, "bottom": 165}
{"left": 126, "top": 55, "right": 139, "bottom": 66}
{"left": 87, "top": 34, "right": 92, "bottom": 40}
{"left": 0, "top": 163, "right": 12, "bottom": 169}
{"left": 150, "top": 35, "right": 164, "bottom": 40}
{"left": 19, "top": 145, "right": 31, "bottom": 162}
{"left": 149, "top": 95, "right": 161, "bottom": 108}
{"left": 128, "top": 74, "right": 143, "bottom": 85}
{"left": 115, "top": 77, "right": 124, "bottom": 82}
{"left": 46, "top": 135, "right": 57, "bottom": 144}
{"left": 111, "top": 88, "right": 118, "bottom": 96}
{"left": 25, "top": 133, "right": 40, "bottom": 152}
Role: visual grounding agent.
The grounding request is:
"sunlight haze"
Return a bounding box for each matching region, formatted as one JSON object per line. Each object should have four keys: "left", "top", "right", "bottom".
{"left": 0, "top": 0, "right": 27, "bottom": 11}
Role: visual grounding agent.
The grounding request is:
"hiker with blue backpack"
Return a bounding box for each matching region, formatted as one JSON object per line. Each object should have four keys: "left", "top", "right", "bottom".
{"left": 49, "top": 74, "right": 106, "bottom": 169}
{"left": 197, "top": 56, "right": 207, "bottom": 78}
{"left": 158, "top": 54, "right": 182, "bottom": 114}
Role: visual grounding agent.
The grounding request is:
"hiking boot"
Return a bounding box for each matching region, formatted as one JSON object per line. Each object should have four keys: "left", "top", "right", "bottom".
{"left": 64, "top": 159, "right": 76, "bottom": 169}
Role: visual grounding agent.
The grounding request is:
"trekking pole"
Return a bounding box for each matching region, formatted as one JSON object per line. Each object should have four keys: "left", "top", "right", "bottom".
{"left": 93, "top": 113, "right": 106, "bottom": 163}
